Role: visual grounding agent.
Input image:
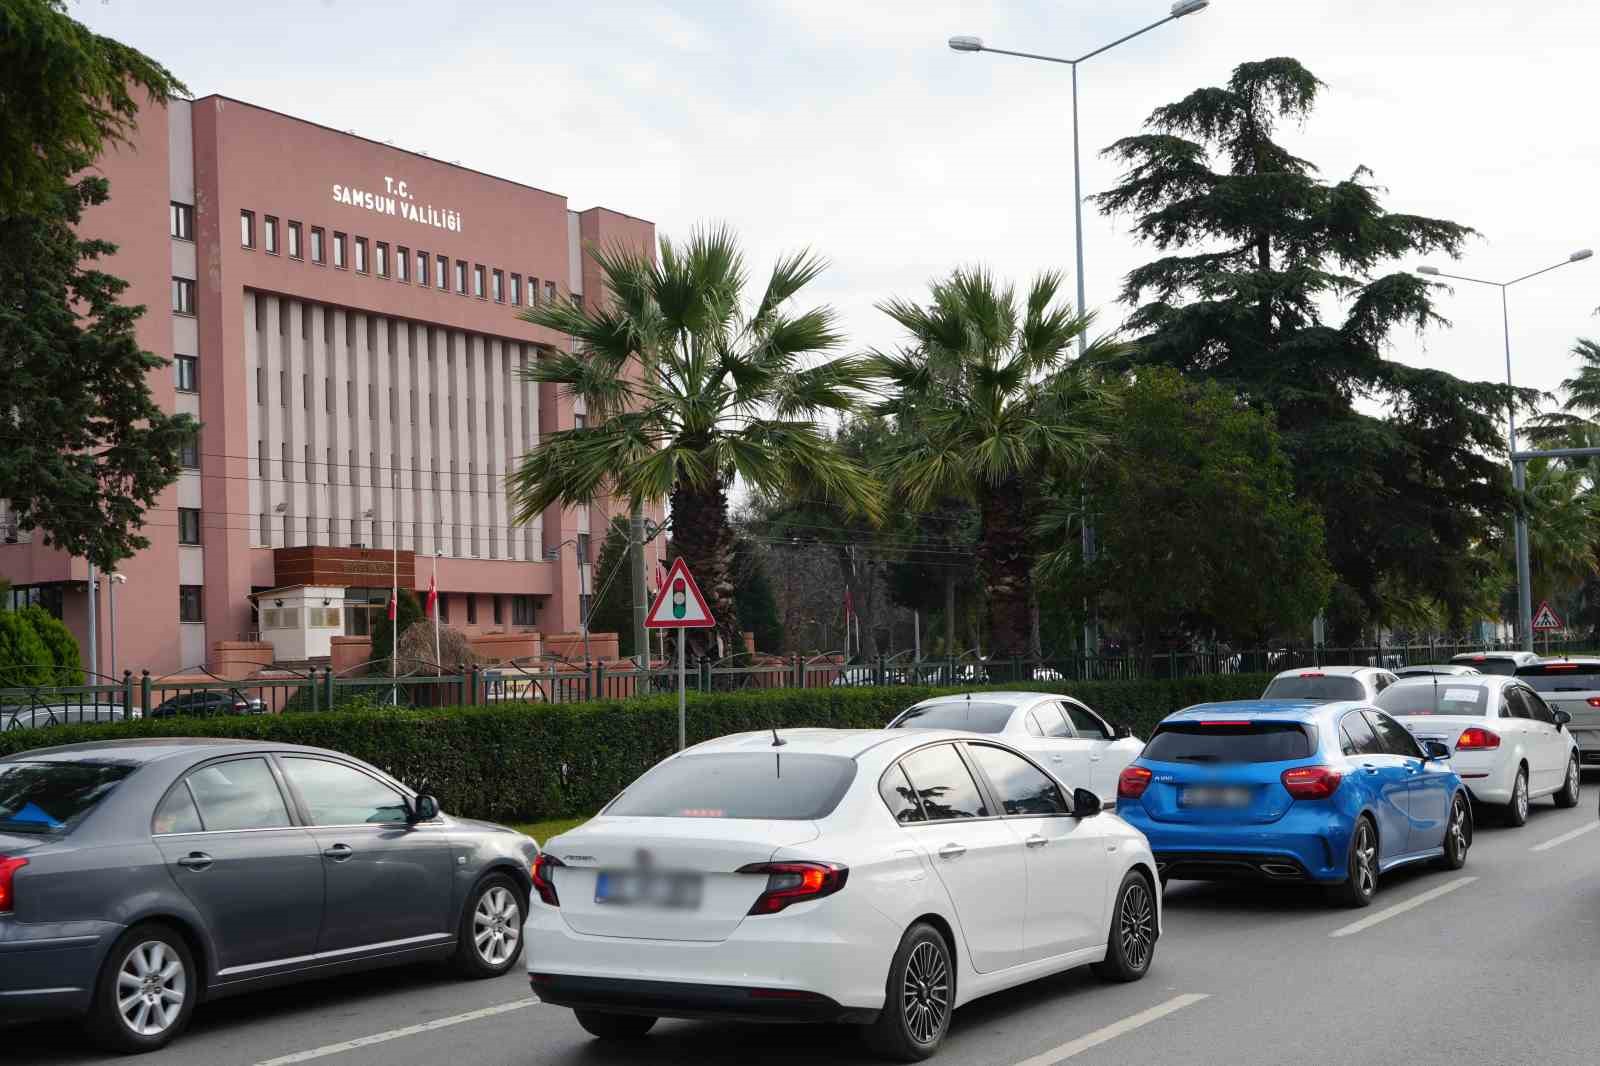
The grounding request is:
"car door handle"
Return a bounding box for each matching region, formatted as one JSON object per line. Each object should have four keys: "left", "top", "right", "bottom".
{"left": 1361, "top": 764, "right": 1380, "bottom": 775}
{"left": 1089, "top": 754, "right": 1103, "bottom": 762}
{"left": 937, "top": 843, "right": 966, "bottom": 860}
{"left": 1025, "top": 834, "right": 1049, "bottom": 849}
{"left": 175, "top": 852, "right": 213, "bottom": 871}
{"left": 323, "top": 844, "right": 354, "bottom": 862}
{"left": 1050, "top": 755, "right": 1064, "bottom": 762}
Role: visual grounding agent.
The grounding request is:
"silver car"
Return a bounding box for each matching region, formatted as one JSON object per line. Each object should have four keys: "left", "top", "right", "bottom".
{"left": 1450, "top": 650, "right": 1541, "bottom": 677}
{"left": 1393, "top": 664, "right": 1481, "bottom": 679}
{"left": 1515, "top": 657, "right": 1600, "bottom": 768}
{"left": 1262, "top": 665, "right": 1399, "bottom": 703}
{"left": 0, "top": 738, "right": 537, "bottom": 1052}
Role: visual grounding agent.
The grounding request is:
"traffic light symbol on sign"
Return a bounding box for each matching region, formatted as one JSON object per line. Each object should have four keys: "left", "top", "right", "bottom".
{"left": 672, "top": 578, "right": 686, "bottom": 619}
{"left": 645, "top": 558, "right": 715, "bottom": 629}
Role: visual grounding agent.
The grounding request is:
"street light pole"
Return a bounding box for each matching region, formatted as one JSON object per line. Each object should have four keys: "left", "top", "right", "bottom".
{"left": 949, "top": 0, "right": 1212, "bottom": 660}
{"left": 1417, "top": 248, "right": 1593, "bottom": 651}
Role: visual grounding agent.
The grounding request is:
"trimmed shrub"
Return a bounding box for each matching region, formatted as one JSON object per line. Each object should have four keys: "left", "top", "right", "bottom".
{"left": 0, "top": 612, "right": 53, "bottom": 687}
{"left": 0, "top": 674, "right": 1272, "bottom": 823}
{"left": 20, "top": 606, "right": 82, "bottom": 684}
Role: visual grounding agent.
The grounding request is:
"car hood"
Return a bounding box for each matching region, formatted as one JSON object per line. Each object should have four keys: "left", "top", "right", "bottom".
{"left": 447, "top": 815, "right": 536, "bottom": 840}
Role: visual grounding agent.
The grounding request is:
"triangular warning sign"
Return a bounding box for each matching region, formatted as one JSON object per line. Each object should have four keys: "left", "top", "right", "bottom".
{"left": 1532, "top": 600, "right": 1564, "bottom": 631}
{"left": 644, "top": 557, "right": 717, "bottom": 629}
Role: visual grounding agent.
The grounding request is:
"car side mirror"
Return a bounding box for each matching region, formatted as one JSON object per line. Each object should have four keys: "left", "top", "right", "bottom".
{"left": 1421, "top": 740, "right": 1451, "bottom": 761}
{"left": 1554, "top": 710, "right": 1572, "bottom": 727}
{"left": 1072, "top": 787, "right": 1102, "bottom": 818}
{"left": 410, "top": 794, "right": 440, "bottom": 823}
{"left": 1115, "top": 723, "right": 1134, "bottom": 740}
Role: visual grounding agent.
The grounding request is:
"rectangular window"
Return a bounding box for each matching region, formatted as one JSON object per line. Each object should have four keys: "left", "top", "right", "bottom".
{"left": 178, "top": 508, "right": 201, "bottom": 545}
{"left": 436, "top": 255, "right": 448, "bottom": 289}
{"left": 175, "top": 354, "right": 198, "bottom": 392}
{"left": 576, "top": 532, "right": 591, "bottom": 565}
{"left": 545, "top": 280, "right": 558, "bottom": 303}
{"left": 264, "top": 215, "right": 279, "bottom": 254}
{"left": 169, "top": 202, "right": 193, "bottom": 240}
{"left": 439, "top": 592, "right": 450, "bottom": 623}
{"left": 171, "top": 277, "right": 196, "bottom": 315}
{"left": 375, "top": 242, "right": 389, "bottom": 277}
{"left": 396, "top": 246, "right": 408, "bottom": 282}
{"left": 466, "top": 595, "right": 477, "bottom": 625}
{"left": 179, "top": 585, "right": 204, "bottom": 623}
{"left": 240, "top": 209, "right": 255, "bottom": 248}
{"left": 528, "top": 277, "right": 540, "bottom": 303}
{"left": 354, "top": 237, "right": 368, "bottom": 274}
{"left": 491, "top": 269, "right": 503, "bottom": 303}
{"left": 179, "top": 432, "right": 200, "bottom": 469}
{"left": 511, "top": 595, "right": 535, "bottom": 626}
{"left": 455, "top": 260, "right": 467, "bottom": 294}
{"left": 333, "top": 232, "right": 347, "bottom": 268}
{"left": 287, "top": 220, "right": 302, "bottom": 259}
{"left": 574, "top": 412, "right": 587, "bottom": 430}
{"left": 492, "top": 595, "right": 503, "bottom": 625}
{"left": 416, "top": 250, "right": 428, "bottom": 286}
{"left": 310, "top": 226, "right": 325, "bottom": 263}
{"left": 510, "top": 273, "right": 521, "bottom": 305}
{"left": 473, "top": 264, "right": 486, "bottom": 298}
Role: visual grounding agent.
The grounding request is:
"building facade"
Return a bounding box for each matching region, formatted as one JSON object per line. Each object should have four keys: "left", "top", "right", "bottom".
{"left": 0, "top": 95, "right": 660, "bottom": 677}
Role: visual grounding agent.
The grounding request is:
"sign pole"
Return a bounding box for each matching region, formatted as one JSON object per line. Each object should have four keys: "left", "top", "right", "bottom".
{"left": 644, "top": 557, "right": 715, "bottom": 754}
{"left": 677, "top": 627, "right": 686, "bottom": 751}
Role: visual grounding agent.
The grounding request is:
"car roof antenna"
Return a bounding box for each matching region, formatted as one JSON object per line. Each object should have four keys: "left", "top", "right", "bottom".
{"left": 771, "top": 726, "right": 786, "bottom": 747}
{"left": 1432, "top": 672, "right": 1440, "bottom": 716}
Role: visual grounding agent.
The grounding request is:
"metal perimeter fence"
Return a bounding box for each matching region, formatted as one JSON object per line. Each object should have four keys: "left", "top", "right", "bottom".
{"left": 2, "top": 636, "right": 1595, "bottom": 730}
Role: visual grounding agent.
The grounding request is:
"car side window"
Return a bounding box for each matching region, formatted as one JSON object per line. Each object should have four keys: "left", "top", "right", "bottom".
{"left": 899, "top": 743, "right": 990, "bottom": 820}
{"left": 1339, "top": 711, "right": 1382, "bottom": 756}
{"left": 184, "top": 758, "right": 293, "bottom": 831}
{"left": 1032, "top": 702, "right": 1074, "bottom": 739}
{"left": 878, "top": 765, "right": 927, "bottom": 824}
{"left": 1499, "top": 688, "right": 1531, "bottom": 719}
{"left": 1519, "top": 687, "right": 1556, "bottom": 724}
{"left": 1060, "top": 701, "right": 1113, "bottom": 740}
{"left": 967, "top": 744, "right": 1069, "bottom": 816}
{"left": 152, "top": 782, "right": 204, "bottom": 835}
{"left": 1364, "top": 710, "right": 1423, "bottom": 759}
{"left": 1024, "top": 712, "right": 1045, "bottom": 738}
{"left": 281, "top": 757, "right": 410, "bottom": 825}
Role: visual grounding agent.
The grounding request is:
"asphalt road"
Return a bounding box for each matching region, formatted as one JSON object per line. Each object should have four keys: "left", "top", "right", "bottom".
{"left": 13, "top": 782, "right": 1600, "bottom": 1066}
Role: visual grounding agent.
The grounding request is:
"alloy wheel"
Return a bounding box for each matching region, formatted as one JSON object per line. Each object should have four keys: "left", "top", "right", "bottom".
{"left": 116, "top": 941, "right": 187, "bottom": 1037}
{"left": 901, "top": 939, "right": 950, "bottom": 1046}
{"left": 1448, "top": 797, "right": 1469, "bottom": 860}
{"left": 1566, "top": 759, "right": 1580, "bottom": 803}
{"left": 473, "top": 886, "right": 522, "bottom": 967}
{"left": 1354, "top": 822, "right": 1377, "bottom": 898}
{"left": 1119, "top": 880, "right": 1155, "bottom": 970}
{"left": 1515, "top": 772, "right": 1529, "bottom": 821}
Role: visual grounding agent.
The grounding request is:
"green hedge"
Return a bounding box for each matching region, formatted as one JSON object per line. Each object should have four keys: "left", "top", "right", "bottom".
{"left": 0, "top": 674, "right": 1271, "bottom": 823}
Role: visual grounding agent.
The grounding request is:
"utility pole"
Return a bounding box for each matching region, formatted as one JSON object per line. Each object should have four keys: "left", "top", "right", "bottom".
{"left": 86, "top": 561, "right": 98, "bottom": 679}
{"left": 630, "top": 503, "right": 649, "bottom": 689}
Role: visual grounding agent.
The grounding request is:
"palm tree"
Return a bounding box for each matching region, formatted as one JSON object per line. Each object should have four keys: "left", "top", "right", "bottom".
{"left": 1519, "top": 458, "right": 1599, "bottom": 608}
{"left": 511, "top": 225, "right": 879, "bottom": 653}
{"left": 868, "top": 268, "right": 1117, "bottom": 658}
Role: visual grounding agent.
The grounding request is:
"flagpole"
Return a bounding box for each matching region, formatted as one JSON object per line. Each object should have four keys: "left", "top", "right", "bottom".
{"left": 390, "top": 473, "right": 398, "bottom": 703}
{"left": 432, "top": 551, "right": 441, "bottom": 676}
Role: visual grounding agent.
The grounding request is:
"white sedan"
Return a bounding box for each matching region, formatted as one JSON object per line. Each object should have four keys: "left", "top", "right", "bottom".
{"left": 526, "top": 729, "right": 1160, "bottom": 1060}
{"left": 1374, "top": 675, "right": 1580, "bottom": 826}
{"left": 885, "top": 691, "right": 1144, "bottom": 806}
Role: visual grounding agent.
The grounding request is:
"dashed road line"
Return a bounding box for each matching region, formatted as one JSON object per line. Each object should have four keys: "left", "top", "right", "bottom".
{"left": 1328, "top": 876, "right": 1476, "bottom": 938}
{"left": 1010, "top": 993, "right": 1210, "bottom": 1066}
{"left": 1530, "top": 820, "right": 1600, "bottom": 852}
{"left": 252, "top": 998, "right": 537, "bottom": 1066}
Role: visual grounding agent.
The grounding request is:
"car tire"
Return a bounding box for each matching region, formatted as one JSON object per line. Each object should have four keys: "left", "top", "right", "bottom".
{"left": 1091, "top": 870, "right": 1157, "bottom": 983}
{"left": 451, "top": 873, "right": 525, "bottom": 979}
{"left": 1330, "top": 816, "right": 1378, "bottom": 908}
{"left": 1554, "top": 756, "right": 1581, "bottom": 809}
{"left": 1503, "top": 766, "right": 1530, "bottom": 827}
{"left": 862, "top": 922, "right": 953, "bottom": 1062}
{"left": 1437, "top": 791, "right": 1471, "bottom": 869}
{"left": 574, "top": 1009, "right": 656, "bottom": 1040}
{"left": 86, "top": 921, "right": 198, "bottom": 1053}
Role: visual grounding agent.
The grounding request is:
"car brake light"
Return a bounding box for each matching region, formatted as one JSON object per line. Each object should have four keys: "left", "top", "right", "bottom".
{"left": 1281, "top": 765, "right": 1343, "bottom": 800}
{"left": 1455, "top": 727, "right": 1501, "bottom": 751}
{"left": 531, "top": 853, "right": 564, "bottom": 907}
{"left": 1299, "top": 672, "right": 1326, "bottom": 678}
{"left": 1198, "top": 720, "right": 1250, "bottom": 726}
{"left": 1587, "top": 698, "right": 1600, "bottom": 708}
{"left": 1118, "top": 765, "right": 1153, "bottom": 799}
{"left": 0, "top": 856, "right": 26, "bottom": 913}
{"left": 1542, "top": 663, "right": 1580, "bottom": 671}
{"left": 737, "top": 861, "right": 848, "bottom": 915}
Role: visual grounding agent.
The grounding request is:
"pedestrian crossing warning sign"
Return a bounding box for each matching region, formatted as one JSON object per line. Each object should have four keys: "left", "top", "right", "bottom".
{"left": 1532, "top": 601, "right": 1564, "bottom": 631}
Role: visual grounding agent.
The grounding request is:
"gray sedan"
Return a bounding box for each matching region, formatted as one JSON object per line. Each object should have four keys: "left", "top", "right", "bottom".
{"left": 0, "top": 738, "right": 538, "bottom": 1053}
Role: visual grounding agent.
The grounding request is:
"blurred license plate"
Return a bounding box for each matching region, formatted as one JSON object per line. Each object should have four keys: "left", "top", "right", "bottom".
{"left": 1179, "top": 786, "right": 1252, "bottom": 808}
{"left": 594, "top": 871, "right": 703, "bottom": 909}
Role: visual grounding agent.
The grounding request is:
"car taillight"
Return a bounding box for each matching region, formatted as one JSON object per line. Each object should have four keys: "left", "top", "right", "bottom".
{"left": 1298, "top": 672, "right": 1326, "bottom": 678}
{"left": 1281, "top": 765, "right": 1343, "bottom": 800}
{"left": 1587, "top": 698, "right": 1600, "bottom": 708}
{"left": 737, "top": 862, "right": 848, "bottom": 915}
{"left": 1455, "top": 727, "right": 1501, "bottom": 751}
{"left": 0, "top": 856, "right": 27, "bottom": 913}
{"left": 531, "top": 853, "right": 564, "bottom": 907}
{"left": 1118, "top": 765, "right": 1153, "bottom": 800}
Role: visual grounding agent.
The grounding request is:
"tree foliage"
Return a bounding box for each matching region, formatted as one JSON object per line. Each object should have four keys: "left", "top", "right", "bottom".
{"left": 585, "top": 517, "right": 638, "bottom": 657}
{"left": 19, "top": 605, "right": 82, "bottom": 683}
{"left": 371, "top": 589, "right": 424, "bottom": 667}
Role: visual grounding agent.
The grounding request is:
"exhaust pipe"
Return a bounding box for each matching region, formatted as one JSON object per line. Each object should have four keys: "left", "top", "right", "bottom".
{"left": 1259, "top": 863, "right": 1302, "bottom": 879}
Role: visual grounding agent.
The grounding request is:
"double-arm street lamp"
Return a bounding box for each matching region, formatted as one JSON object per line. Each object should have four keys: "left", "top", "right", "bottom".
{"left": 1416, "top": 248, "right": 1594, "bottom": 650}
{"left": 546, "top": 538, "right": 592, "bottom": 666}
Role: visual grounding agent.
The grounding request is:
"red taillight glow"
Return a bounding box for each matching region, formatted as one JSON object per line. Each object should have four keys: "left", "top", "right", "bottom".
{"left": 1586, "top": 698, "right": 1600, "bottom": 708}
{"left": 1455, "top": 727, "right": 1501, "bottom": 751}
{"left": 531, "top": 853, "right": 564, "bottom": 907}
{"left": 1118, "top": 765, "right": 1153, "bottom": 800}
{"left": 1542, "top": 663, "right": 1580, "bottom": 671}
{"left": 738, "top": 861, "right": 848, "bottom": 915}
{"left": 1298, "top": 672, "right": 1326, "bottom": 678}
{"left": 1198, "top": 720, "right": 1250, "bottom": 726}
{"left": 1281, "top": 765, "right": 1343, "bottom": 800}
{"left": 0, "top": 856, "right": 26, "bottom": 913}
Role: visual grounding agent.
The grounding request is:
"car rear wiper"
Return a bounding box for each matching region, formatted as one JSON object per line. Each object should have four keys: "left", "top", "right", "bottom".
{"left": 1173, "top": 754, "right": 1223, "bottom": 762}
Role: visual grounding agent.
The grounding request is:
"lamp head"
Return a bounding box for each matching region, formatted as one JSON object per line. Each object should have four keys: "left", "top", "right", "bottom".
{"left": 1570, "top": 249, "right": 1594, "bottom": 262}
{"left": 1416, "top": 266, "right": 1442, "bottom": 276}
{"left": 1171, "top": 0, "right": 1210, "bottom": 15}
{"left": 948, "top": 35, "right": 984, "bottom": 52}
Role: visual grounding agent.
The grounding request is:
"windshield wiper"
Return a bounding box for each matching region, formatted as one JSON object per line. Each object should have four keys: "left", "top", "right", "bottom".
{"left": 1173, "top": 754, "right": 1223, "bottom": 762}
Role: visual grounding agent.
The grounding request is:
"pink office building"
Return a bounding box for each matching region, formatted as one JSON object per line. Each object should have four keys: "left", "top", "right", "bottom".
{"left": 0, "top": 95, "right": 659, "bottom": 677}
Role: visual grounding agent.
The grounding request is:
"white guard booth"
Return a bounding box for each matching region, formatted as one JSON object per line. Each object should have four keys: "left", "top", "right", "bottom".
{"left": 252, "top": 585, "right": 346, "bottom": 661}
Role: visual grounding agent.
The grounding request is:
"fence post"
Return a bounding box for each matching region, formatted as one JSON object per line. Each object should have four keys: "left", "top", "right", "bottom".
{"left": 594, "top": 660, "right": 605, "bottom": 700}
{"left": 792, "top": 654, "right": 803, "bottom": 690}
{"left": 139, "top": 670, "right": 151, "bottom": 716}
{"left": 468, "top": 665, "right": 481, "bottom": 705}
{"left": 323, "top": 666, "right": 335, "bottom": 709}
{"left": 698, "top": 655, "right": 711, "bottom": 692}
{"left": 309, "top": 669, "right": 319, "bottom": 713}
{"left": 121, "top": 670, "right": 133, "bottom": 715}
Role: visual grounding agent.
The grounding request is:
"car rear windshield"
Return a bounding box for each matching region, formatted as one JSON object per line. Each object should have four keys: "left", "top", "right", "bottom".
{"left": 0, "top": 760, "right": 137, "bottom": 834}
{"left": 892, "top": 702, "right": 1013, "bottom": 733}
{"left": 1143, "top": 722, "right": 1314, "bottom": 764}
{"left": 1517, "top": 664, "right": 1600, "bottom": 692}
{"left": 1261, "top": 675, "right": 1365, "bottom": 701}
{"left": 1453, "top": 656, "right": 1518, "bottom": 676}
{"left": 605, "top": 753, "right": 857, "bottom": 820}
{"left": 1375, "top": 684, "right": 1488, "bottom": 716}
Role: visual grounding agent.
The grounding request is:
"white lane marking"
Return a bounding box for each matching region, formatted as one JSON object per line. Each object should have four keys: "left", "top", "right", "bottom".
{"left": 253, "top": 998, "right": 537, "bottom": 1066}
{"left": 1328, "top": 876, "right": 1476, "bottom": 938}
{"left": 1011, "top": 993, "right": 1210, "bottom": 1066}
{"left": 1531, "top": 820, "right": 1600, "bottom": 852}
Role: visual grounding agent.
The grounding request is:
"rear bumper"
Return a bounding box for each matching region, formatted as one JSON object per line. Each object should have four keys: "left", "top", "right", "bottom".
{"left": 529, "top": 974, "right": 874, "bottom": 1024}
{"left": 0, "top": 929, "right": 113, "bottom": 1019}
{"left": 1120, "top": 809, "right": 1353, "bottom": 884}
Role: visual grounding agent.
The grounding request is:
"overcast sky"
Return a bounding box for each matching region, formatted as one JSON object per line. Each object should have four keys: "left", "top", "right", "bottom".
{"left": 80, "top": 0, "right": 1600, "bottom": 412}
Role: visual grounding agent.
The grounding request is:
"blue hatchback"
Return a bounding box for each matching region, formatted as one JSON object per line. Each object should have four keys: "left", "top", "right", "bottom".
{"left": 1116, "top": 700, "right": 1472, "bottom": 907}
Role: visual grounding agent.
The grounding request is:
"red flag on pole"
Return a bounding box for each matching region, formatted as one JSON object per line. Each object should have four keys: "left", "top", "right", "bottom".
{"left": 387, "top": 595, "right": 397, "bottom": 621}
{"left": 426, "top": 572, "right": 438, "bottom": 619}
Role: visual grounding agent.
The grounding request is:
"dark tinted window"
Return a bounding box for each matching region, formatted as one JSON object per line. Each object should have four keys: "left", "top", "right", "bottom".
{"left": 1262, "top": 675, "right": 1365, "bottom": 701}
{"left": 1364, "top": 711, "right": 1422, "bottom": 759}
{"left": 0, "top": 760, "right": 136, "bottom": 834}
{"left": 1339, "top": 712, "right": 1382, "bottom": 756}
{"left": 1143, "top": 722, "right": 1313, "bottom": 764}
{"left": 1518, "top": 664, "right": 1600, "bottom": 692}
{"left": 1454, "top": 655, "right": 1518, "bottom": 676}
{"left": 606, "top": 753, "right": 856, "bottom": 820}
{"left": 1062, "top": 701, "right": 1113, "bottom": 740}
{"left": 282, "top": 758, "right": 409, "bottom": 825}
{"left": 1521, "top": 688, "right": 1556, "bottom": 724}
{"left": 1498, "top": 689, "right": 1531, "bottom": 719}
{"left": 153, "top": 783, "right": 203, "bottom": 834}
{"left": 893, "top": 701, "right": 1015, "bottom": 734}
{"left": 185, "top": 758, "right": 292, "bottom": 831}
{"left": 878, "top": 765, "right": 926, "bottom": 824}
{"left": 1375, "top": 684, "right": 1489, "bottom": 717}
{"left": 899, "top": 744, "right": 989, "bottom": 820}
{"left": 968, "top": 745, "right": 1068, "bottom": 816}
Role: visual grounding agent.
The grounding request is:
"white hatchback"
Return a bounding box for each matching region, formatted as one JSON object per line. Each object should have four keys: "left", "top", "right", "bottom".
{"left": 1374, "top": 675, "right": 1581, "bottom": 826}
{"left": 525, "top": 729, "right": 1160, "bottom": 1060}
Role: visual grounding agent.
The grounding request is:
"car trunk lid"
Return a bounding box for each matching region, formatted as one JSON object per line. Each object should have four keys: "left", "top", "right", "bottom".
{"left": 1133, "top": 720, "right": 1318, "bottom": 825}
